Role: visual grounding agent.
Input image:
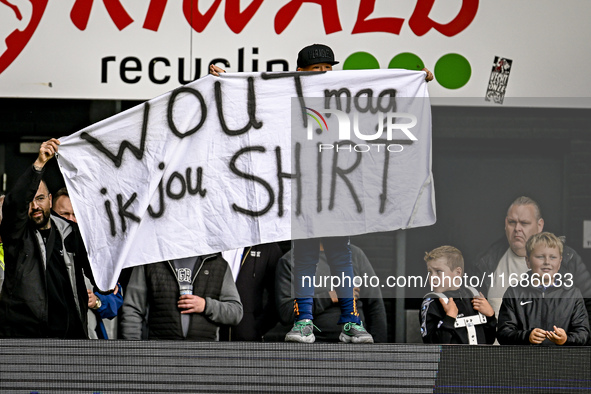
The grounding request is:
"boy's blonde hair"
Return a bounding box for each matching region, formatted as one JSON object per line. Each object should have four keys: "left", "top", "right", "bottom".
{"left": 525, "top": 232, "right": 563, "bottom": 257}
{"left": 424, "top": 245, "right": 464, "bottom": 271}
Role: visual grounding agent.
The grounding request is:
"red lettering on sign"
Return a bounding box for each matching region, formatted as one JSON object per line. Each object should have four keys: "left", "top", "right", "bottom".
{"left": 143, "top": 0, "right": 167, "bottom": 31}
{"left": 274, "top": 0, "right": 342, "bottom": 35}
{"left": 352, "top": 0, "right": 404, "bottom": 35}
{"left": 0, "top": 0, "right": 48, "bottom": 75}
{"left": 70, "top": 0, "right": 134, "bottom": 31}
{"left": 0, "top": 0, "right": 22, "bottom": 19}
{"left": 409, "top": 0, "right": 478, "bottom": 37}
{"left": 66, "top": 0, "right": 478, "bottom": 36}
{"left": 183, "top": 0, "right": 222, "bottom": 33}
{"left": 225, "top": 0, "right": 265, "bottom": 34}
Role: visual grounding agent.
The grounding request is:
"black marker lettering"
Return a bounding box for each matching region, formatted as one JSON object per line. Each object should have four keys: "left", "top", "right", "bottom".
{"left": 275, "top": 146, "right": 299, "bottom": 217}
{"left": 229, "top": 146, "right": 274, "bottom": 217}
{"left": 378, "top": 89, "right": 397, "bottom": 112}
{"left": 329, "top": 141, "right": 362, "bottom": 213}
{"left": 168, "top": 87, "right": 207, "bottom": 139}
{"left": 324, "top": 88, "right": 352, "bottom": 114}
{"left": 317, "top": 142, "right": 323, "bottom": 213}
{"left": 117, "top": 193, "right": 141, "bottom": 233}
{"left": 261, "top": 71, "right": 327, "bottom": 128}
{"left": 214, "top": 77, "right": 263, "bottom": 136}
{"left": 186, "top": 167, "right": 207, "bottom": 197}
{"left": 375, "top": 139, "right": 390, "bottom": 214}
{"left": 354, "top": 89, "right": 376, "bottom": 113}
{"left": 148, "top": 163, "right": 166, "bottom": 218}
{"left": 81, "top": 102, "right": 150, "bottom": 168}
{"left": 166, "top": 172, "right": 186, "bottom": 199}
{"left": 101, "top": 188, "right": 117, "bottom": 237}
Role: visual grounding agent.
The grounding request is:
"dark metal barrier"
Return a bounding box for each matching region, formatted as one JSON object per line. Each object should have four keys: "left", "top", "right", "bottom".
{"left": 0, "top": 340, "right": 589, "bottom": 393}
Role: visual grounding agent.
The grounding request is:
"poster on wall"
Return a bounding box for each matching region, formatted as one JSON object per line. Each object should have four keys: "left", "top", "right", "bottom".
{"left": 485, "top": 56, "right": 512, "bottom": 104}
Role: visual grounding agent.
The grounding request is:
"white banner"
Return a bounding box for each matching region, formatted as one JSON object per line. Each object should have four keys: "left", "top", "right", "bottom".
{"left": 56, "top": 69, "right": 435, "bottom": 290}
{"left": 1, "top": 0, "right": 590, "bottom": 106}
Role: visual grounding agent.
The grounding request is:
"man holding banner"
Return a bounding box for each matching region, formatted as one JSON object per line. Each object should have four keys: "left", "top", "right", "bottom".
{"left": 0, "top": 139, "right": 92, "bottom": 338}
{"left": 212, "top": 43, "right": 434, "bottom": 343}
{"left": 287, "top": 44, "right": 372, "bottom": 344}
{"left": 211, "top": 44, "right": 375, "bottom": 343}
{"left": 248, "top": 44, "right": 432, "bottom": 343}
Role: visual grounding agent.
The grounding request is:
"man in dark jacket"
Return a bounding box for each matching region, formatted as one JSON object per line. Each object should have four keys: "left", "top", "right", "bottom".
{"left": 0, "top": 139, "right": 92, "bottom": 338}
{"left": 220, "top": 243, "right": 282, "bottom": 341}
{"left": 470, "top": 196, "right": 591, "bottom": 331}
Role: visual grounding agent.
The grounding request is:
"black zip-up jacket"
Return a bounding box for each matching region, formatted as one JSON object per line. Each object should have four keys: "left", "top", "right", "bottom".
{"left": 470, "top": 237, "right": 591, "bottom": 330}
{"left": 419, "top": 286, "right": 497, "bottom": 344}
{"left": 497, "top": 274, "right": 590, "bottom": 346}
{"left": 0, "top": 165, "right": 91, "bottom": 338}
{"left": 220, "top": 243, "right": 282, "bottom": 341}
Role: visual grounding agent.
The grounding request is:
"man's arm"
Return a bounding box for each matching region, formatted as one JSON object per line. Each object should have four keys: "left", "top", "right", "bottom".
{"left": 203, "top": 265, "right": 243, "bottom": 326}
{"left": 119, "top": 266, "right": 148, "bottom": 340}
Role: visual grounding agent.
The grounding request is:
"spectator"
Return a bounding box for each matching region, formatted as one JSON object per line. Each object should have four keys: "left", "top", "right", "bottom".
{"left": 419, "top": 246, "right": 496, "bottom": 344}
{"left": 275, "top": 243, "right": 388, "bottom": 343}
{"left": 0, "top": 139, "right": 92, "bottom": 338}
{"left": 52, "top": 187, "right": 123, "bottom": 339}
{"left": 220, "top": 243, "right": 282, "bottom": 341}
{"left": 119, "top": 254, "right": 243, "bottom": 341}
{"left": 471, "top": 196, "right": 591, "bottom": 326}
{"left": 497, "top": 232, "right": 590, "bottom": 345}
{"left": 52, "top": 187, "right": 76, "bottom": 222}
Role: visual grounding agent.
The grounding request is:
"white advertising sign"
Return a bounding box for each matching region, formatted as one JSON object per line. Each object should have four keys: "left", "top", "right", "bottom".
{"left": 56, "top": 68, "right": 434, "bottom": 290}
{"left": 1, "top": 0, "right": 590, "bottom": 106}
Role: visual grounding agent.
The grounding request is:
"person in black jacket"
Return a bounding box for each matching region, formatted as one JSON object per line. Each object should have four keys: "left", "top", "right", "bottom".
{"left": 470, "top": 196, "right": 591, "bottom": 331}
{"left": 420, "top": 245, "right": 496, "bottom": 345}
{"left": 219, "top": 243, "right": 282, "bottom": 341}
{"left": 498, "top": 232, "right": 590, "bottom": 346}
{"left": 0, "top": 139, "right": 92, "bottom": 338}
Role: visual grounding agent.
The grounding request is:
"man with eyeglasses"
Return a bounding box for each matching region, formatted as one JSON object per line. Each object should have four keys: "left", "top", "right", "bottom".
{"left": 0, "top": 138, "right": 93, "bottom": 338}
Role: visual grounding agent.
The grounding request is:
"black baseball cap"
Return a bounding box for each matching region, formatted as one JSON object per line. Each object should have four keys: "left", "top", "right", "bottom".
{"left": 297, "top": 44, "right": 339, "bottom": 69}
